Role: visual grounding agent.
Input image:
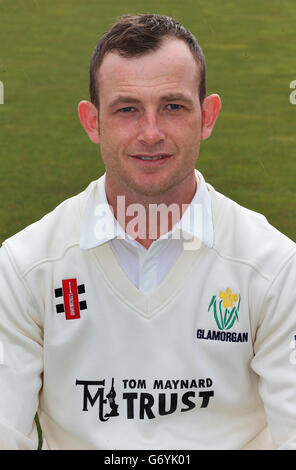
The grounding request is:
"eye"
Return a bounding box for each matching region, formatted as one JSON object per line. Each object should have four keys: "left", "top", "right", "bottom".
{"left": 118, "top": 106, "right": 136, "bottom": 113}
{"left": 166, "top": 104, "right": 183, "bottom": 111}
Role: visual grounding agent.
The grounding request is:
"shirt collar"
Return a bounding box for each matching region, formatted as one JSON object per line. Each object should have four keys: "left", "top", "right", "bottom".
{"left": 80, "top": 169, "right": 213, "bottom": 250}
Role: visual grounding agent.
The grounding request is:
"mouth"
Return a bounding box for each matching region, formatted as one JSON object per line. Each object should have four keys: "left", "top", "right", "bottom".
{"left": 129, "top": 153, "right": 173, "bottom": 163}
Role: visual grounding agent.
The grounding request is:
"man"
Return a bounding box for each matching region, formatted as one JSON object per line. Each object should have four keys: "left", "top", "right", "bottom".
{"left": 0, "top": 14, "right": 295, "bottom": 450}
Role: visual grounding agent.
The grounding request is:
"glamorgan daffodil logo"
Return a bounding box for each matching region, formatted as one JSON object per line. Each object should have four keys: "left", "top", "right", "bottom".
{"left": 208, "top": 288, "right": 241, "bottom": 331}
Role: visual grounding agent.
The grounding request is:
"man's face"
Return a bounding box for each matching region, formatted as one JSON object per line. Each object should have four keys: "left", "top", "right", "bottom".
{"left": 84, "top": 38, "right": 219, "bottom": 198}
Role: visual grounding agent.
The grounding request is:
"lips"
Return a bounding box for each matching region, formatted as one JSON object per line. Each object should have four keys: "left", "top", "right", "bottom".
{"left": 129, "top": 154, "right": 173, "bottom": 161}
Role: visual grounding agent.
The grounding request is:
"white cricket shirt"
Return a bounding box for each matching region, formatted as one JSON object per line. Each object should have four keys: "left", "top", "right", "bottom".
{"left": 1, "top": 172, "right": 296, "bottom": 450}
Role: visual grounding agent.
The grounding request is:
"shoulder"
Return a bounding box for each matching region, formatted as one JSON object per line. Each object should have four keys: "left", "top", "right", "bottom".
{"left": 2, "top": 180, "right": 98, "bottom": 276}
{"left": 208, "top": 184, "right": 296, "bottom": 280}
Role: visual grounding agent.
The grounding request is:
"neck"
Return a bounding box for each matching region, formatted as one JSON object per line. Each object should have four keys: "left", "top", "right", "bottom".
{"left": 105, "top": 171, "right": 197, "bottom": 249}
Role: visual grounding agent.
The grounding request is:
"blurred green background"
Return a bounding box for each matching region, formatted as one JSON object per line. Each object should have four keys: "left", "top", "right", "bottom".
{"left": 0, "top": 0, "right": 295, "bottom": 246}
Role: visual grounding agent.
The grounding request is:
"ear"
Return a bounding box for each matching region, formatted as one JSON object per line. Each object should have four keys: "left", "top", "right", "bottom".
{"left": 200, "top": 94, "right": 221, "bottom": 140}
{"left": 78, "top": 100, "right": 100, "bottom": 144}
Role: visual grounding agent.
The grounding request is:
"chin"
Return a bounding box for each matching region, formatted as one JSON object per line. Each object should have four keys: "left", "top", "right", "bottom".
{"left": 129, "top": 179, "right": 179, "bottom": 198}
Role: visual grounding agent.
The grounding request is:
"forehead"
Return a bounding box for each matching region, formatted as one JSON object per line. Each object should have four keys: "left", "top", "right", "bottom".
{"left": 97, "top": 38, "right": 200, "bottom": 102}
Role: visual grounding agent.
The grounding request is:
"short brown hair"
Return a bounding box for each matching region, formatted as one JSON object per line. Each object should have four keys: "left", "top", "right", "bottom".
{"left": 89, "top": 14, "right": 206, "bottom": 108}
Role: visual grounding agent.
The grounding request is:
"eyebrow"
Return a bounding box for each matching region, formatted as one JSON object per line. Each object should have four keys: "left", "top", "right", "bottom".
{"left": 108, "top": 93, "right": 194, "bottom": 109}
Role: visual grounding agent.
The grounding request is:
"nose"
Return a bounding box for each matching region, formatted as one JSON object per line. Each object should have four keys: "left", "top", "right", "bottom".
{"left": 137, "top": 111, "right": 165, "bottom": 146}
